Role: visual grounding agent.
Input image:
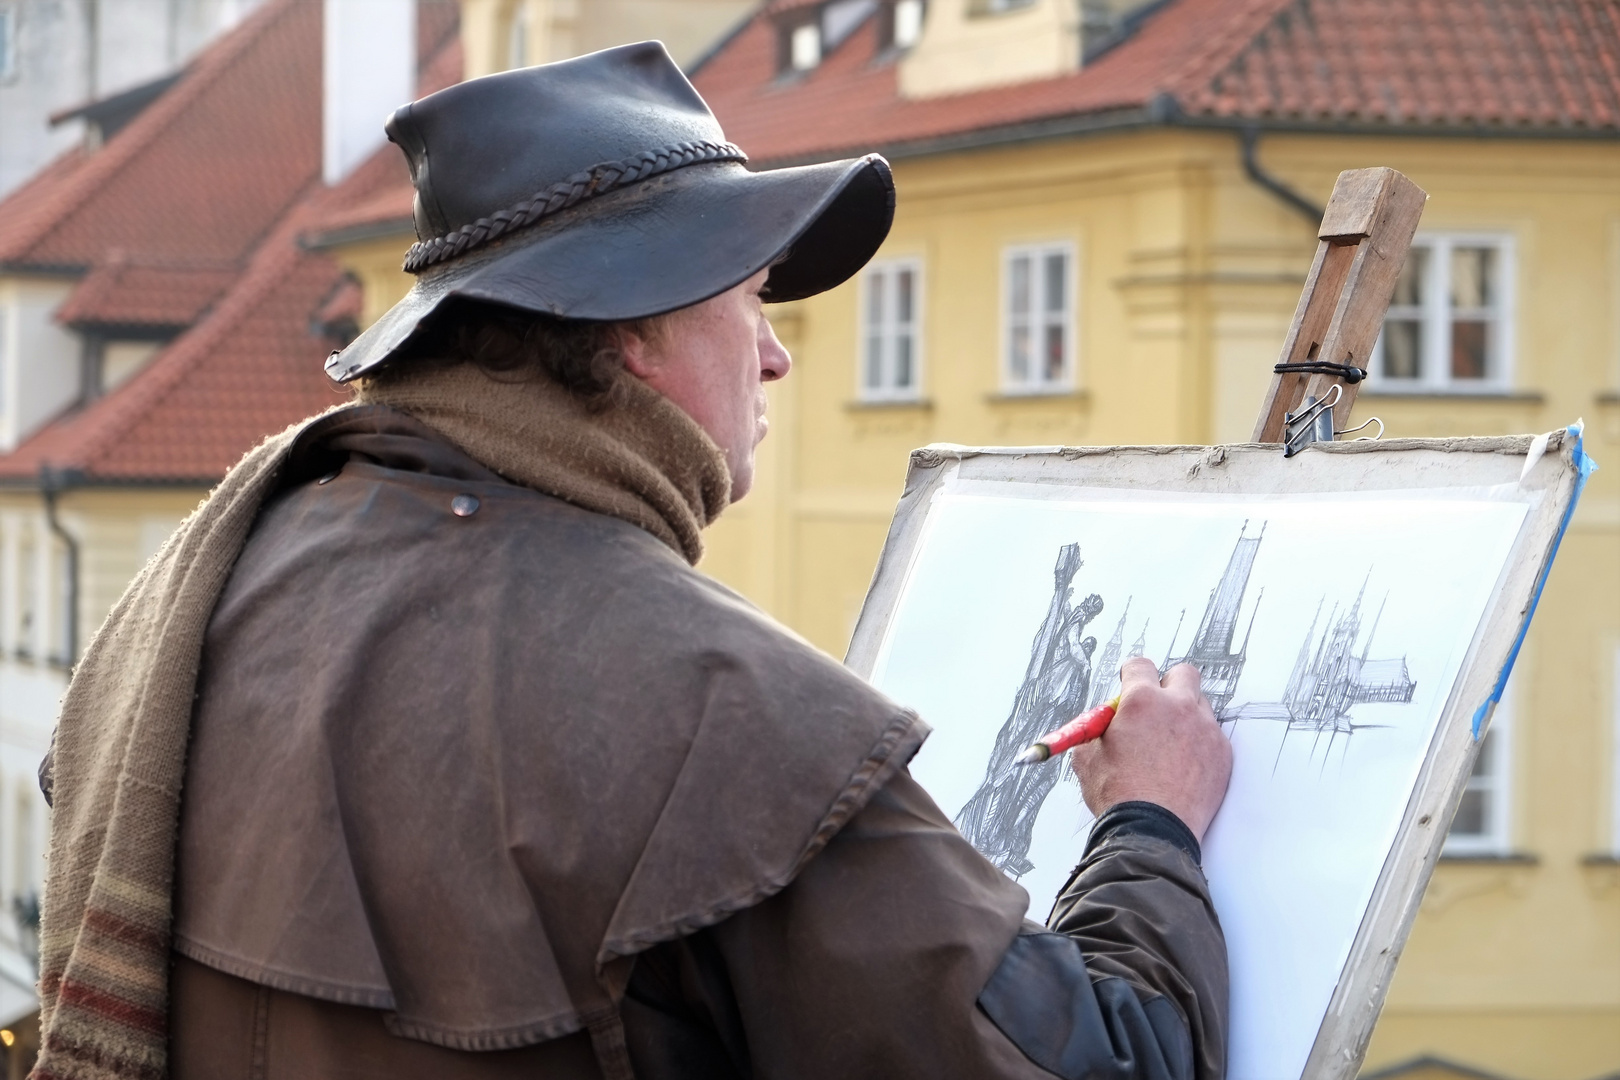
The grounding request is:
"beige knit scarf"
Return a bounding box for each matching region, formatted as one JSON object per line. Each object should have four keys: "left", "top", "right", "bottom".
{"left": 32, "top": 366, "right": 729, "bottom": 1080}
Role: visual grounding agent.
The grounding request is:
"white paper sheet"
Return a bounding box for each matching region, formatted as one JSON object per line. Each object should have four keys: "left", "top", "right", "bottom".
{"left": 867, "top": 488, "right": 1529, "bottom": 1080}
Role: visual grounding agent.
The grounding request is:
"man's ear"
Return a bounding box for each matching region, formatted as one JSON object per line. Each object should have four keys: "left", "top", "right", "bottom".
{"left": 616, "top": 323, "right": 659, "bottom": 380}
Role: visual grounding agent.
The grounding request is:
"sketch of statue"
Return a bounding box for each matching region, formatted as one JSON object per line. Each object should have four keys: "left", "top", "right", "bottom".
{"left": 954, "top": 543, "right": 1103, "bottom": 878}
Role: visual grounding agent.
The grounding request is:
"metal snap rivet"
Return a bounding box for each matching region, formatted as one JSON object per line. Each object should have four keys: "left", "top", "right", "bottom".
{"left": 317, "top": 470, "right": 340, "bottom": 485}
{"left": 451, "top": 494, "right": 480, "bottom": 517}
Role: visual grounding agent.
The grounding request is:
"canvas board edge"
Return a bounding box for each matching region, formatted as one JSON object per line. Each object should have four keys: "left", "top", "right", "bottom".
{"left": 839, "top": 431, "right": 1580, "bottom": 1079}
{"left": 844, "top": 448, "right": 963, "bottom": 678}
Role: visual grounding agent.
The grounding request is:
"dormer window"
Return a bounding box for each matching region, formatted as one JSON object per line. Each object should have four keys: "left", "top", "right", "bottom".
{"left": 892, "top": 0, "right": 925, "bottom": 48}
{"left": 778, "top": 0, "right": 880, "bottom": 74}
{"left": 789, "top": 21, "right": 822, "bottom": 70}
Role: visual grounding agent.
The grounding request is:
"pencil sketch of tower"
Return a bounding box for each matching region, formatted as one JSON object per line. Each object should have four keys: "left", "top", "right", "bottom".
{"left": 955, "top": 543, "right": 1103, "bottom": 878}
{"left": 1166, "top": 523, "right": 1266, "bottom": 718}
{"left": 1085, "top": 600, "right": 1131, "bottom": 711}
{"left": 1232, "top": 573, "right": 1417, "bottom": 766}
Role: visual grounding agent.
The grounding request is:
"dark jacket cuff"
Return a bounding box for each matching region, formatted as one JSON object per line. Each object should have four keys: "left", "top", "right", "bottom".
{"left": 1084, "top": 801, "right": 1201, "bottom": 866}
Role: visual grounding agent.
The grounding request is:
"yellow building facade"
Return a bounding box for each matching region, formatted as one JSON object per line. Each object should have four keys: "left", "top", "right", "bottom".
{"left": 706, "top": 130, "right": 1620, "bottom": 1078}
{"left": 460, "top": 0, "right": 751, "bottom": 76}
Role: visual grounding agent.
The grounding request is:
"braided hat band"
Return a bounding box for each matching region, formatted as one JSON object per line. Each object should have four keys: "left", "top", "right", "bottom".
{"left": 403, "top": 140, "right": 748, "bottom": 273}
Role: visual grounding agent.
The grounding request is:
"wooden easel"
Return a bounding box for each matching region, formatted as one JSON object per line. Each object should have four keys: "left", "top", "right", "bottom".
{"left": 1258, "top": 166, "right": 1432, "bottom": 1077}
{"left": 1253, "top": 168, "right": 1428, "bottom": 450}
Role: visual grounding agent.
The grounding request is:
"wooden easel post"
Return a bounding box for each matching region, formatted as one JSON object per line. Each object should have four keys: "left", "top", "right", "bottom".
{"left": 1253, "top": 168, "right": 1428, "bottom": 445}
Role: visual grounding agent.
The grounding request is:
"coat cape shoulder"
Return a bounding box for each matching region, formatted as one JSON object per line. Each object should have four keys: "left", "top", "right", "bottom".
{"left": 174, "top": 407, "right": 927, "bottom": 1051}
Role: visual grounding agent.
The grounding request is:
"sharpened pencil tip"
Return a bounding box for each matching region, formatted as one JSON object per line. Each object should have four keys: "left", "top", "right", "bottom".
{"left": 1013, "top": 745, "right": 1047, "bottom": 767}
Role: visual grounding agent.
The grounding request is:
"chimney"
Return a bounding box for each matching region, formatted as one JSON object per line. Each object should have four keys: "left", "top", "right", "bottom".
{"left": 323, "top": 0, "right": 416, "bottom": 185}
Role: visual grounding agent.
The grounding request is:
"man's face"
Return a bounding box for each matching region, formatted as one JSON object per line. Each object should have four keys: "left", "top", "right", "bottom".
{"left": 621, "top": 268, "right": 791, "bottom": 501}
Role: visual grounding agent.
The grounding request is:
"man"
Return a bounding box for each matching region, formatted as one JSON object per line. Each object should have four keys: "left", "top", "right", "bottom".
{"left": 35, "top": 44, "right": 1232, "bottom": 1080}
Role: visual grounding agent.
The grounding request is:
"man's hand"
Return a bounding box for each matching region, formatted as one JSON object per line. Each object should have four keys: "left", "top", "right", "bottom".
{"left": 1070, "top": 657, "right": 1233, "bottom": 843}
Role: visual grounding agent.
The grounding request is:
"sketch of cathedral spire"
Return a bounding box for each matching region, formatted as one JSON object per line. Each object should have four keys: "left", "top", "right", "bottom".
{"left": 954, "top": 543, "right": 1103, "bottom": 878}
{"left": 1085, "top": 599, "right": 1131, "bottom": 711}
{"left": 1232, "top": 572, "right": 1417, "bottom": 766}
{"left": 1128, "top": 619, "right": 1149, "bottom": 661}
{"left": 1166, "top": 522, "right": 1265, "bottom": 718}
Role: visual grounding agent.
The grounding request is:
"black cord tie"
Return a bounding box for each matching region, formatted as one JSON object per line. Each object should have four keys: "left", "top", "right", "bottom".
{"left": 1273, "top": 361, "right": 1367, "bottom": 383}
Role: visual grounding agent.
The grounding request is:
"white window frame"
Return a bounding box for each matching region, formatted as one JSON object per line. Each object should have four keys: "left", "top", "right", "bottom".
{"left": 1611, "top": 642, "right": 1620, "bottom": 858}
{"left": 892, "top": 0, "right": 925, "bottom": 47}
{"left": 0, "top": 8, "right": 17, "bottom": 84}
{"left": 788, "top": 21, "right": 821, "bottom": 70}
{"left": 1369, "top": 232, "right": 1516, "bottom": 394}
{"left": 1001, "top": 241, "right": 1077, "bottom": 395}
{"left": 1445, "top": 676, "right": 1515, "bottom": 856}
{"left": 505, "top": 2, "right": 530, "bottom": 69}
{"left": 858, "top": 257, "right": 924, "bottom": 402}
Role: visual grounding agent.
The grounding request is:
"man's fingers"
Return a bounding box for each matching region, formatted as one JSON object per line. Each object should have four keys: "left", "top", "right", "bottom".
{"left": 1117, "top": 656, "right": 1161, "bottom": 691}
{"left": 1160, "top": 662, "right": 1203, "bottom": 698}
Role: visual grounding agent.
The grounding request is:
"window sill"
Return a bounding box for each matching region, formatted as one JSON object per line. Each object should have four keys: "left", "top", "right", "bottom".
{"left": 985, "top": 389, "right": 1089, "bottom": 404}
{"left": 1580, "top": 853, "right": 1620, "bottom": 867}
{"left": 1359, "top": 389, "right": 1544, "bottom": 403}
{"left": 1437, "top": 851, "right": 1539, "bottom": 865}
{"left": 846, "top": 397, "right": 933, "bottom": 412}
{"left": 965, "top": 0, "right": 1037, "bottom": 18}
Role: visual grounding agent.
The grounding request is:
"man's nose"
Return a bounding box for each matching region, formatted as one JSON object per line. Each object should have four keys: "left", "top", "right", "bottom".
{"left": 760, "top": 317, "right": 792, "bottom": 382}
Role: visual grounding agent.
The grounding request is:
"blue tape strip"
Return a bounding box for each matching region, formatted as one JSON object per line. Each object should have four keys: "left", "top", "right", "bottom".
{"left": 1470, "top": 423, "right": 1599, "bottom": 739}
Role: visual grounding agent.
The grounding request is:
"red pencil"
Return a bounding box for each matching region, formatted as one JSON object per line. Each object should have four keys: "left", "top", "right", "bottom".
{"left": 1013, "top": 695, "right": 1122, "bottom": 766}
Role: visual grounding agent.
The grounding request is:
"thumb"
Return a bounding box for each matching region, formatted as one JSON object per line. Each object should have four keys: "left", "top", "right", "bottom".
{"left": 1118, "top": 656, "right": 1161, "bottom": 693}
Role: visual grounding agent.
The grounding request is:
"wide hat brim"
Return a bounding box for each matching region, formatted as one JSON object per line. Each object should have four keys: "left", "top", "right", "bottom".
{"left": 326, "top": 154, "right": 894, "bottom": 383}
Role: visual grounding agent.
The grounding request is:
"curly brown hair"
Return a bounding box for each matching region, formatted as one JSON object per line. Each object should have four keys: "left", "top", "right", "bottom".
{"left": 362, "top": 300, "right": 669, "bottom": 409}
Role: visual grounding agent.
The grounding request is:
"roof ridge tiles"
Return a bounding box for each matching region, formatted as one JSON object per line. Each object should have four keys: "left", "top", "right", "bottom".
{"left": 695, "top": 0, "right": 1619, "bottom": 167}
{"left": 1160, "top": 0, "right": 1304, "bottom": 112}
{"left": 0, "top": 0, "right": 298, "bottom": 266}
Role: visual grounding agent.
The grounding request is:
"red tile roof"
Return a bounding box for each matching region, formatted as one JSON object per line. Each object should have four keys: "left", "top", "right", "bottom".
{"left": 1180, "top": 0, "right": 1620, "bottom": 129}
{"left": 0, "top": 203, "right": 350, "bottom": 482}
{"left": 54, "top": 256, "right": 238, "bottom": 328}
{"left": 0, "top": 0, "right": 461, "bottom": 484}
{"left": 693, "top": 0, "right": 1620, "bottom": 166}
{"left": 0, "top": 0, "right": 322, "bottom": 271}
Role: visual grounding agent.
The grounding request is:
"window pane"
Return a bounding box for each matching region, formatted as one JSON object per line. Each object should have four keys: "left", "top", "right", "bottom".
{"left": 1043, "top": 324, "right": 1065, "bottom": 383}
{"left": 1043, "top": 252, "right": 1066, "bottom": 314}
{"left": 1382, "top": 320, "right": 1423, "bottom": 379}
{"left": 1450, "top": 246, "right": 1496, "bottom": 309}
{"left": 1451, "top": 789, "right": 1487, "bottom": 837}
{"left": 893, "top": 0, "right": 924, "bottom": 47}
{"left": 790, "top": 22, "right": 821, "bottom": 70}
{"left": 1451, "top": 320, "right": 1490, "bottom": 380}
{"left": 867, "top": 272, "right": 885, "bottom": 325}
{"left": 865, "top": 336, "right": 883, "bottom": 388}
{"left": 1009, "top": 326, "right": 1031, "bottom": 382}
{"left": 895, "top": 334, "right": 913, "bottom": 388}
{"left": 1392, "top": 247, "right": 1428, "bottom": 307}
{"left": 1009, "top": 256, "right": 1031, "bottom": 317}
{"left": 896, "top": 268, "right": 913, "bottom": 324}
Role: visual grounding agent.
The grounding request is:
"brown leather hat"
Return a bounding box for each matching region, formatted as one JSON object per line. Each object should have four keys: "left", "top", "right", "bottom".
{"left": 326, "top": 41, "right": 895, "bottom": 383}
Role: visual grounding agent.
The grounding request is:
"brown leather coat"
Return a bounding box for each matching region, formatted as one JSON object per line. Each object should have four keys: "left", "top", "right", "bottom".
{"left": 170, "top": 407, "right": 1227, "bottom": 1080}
